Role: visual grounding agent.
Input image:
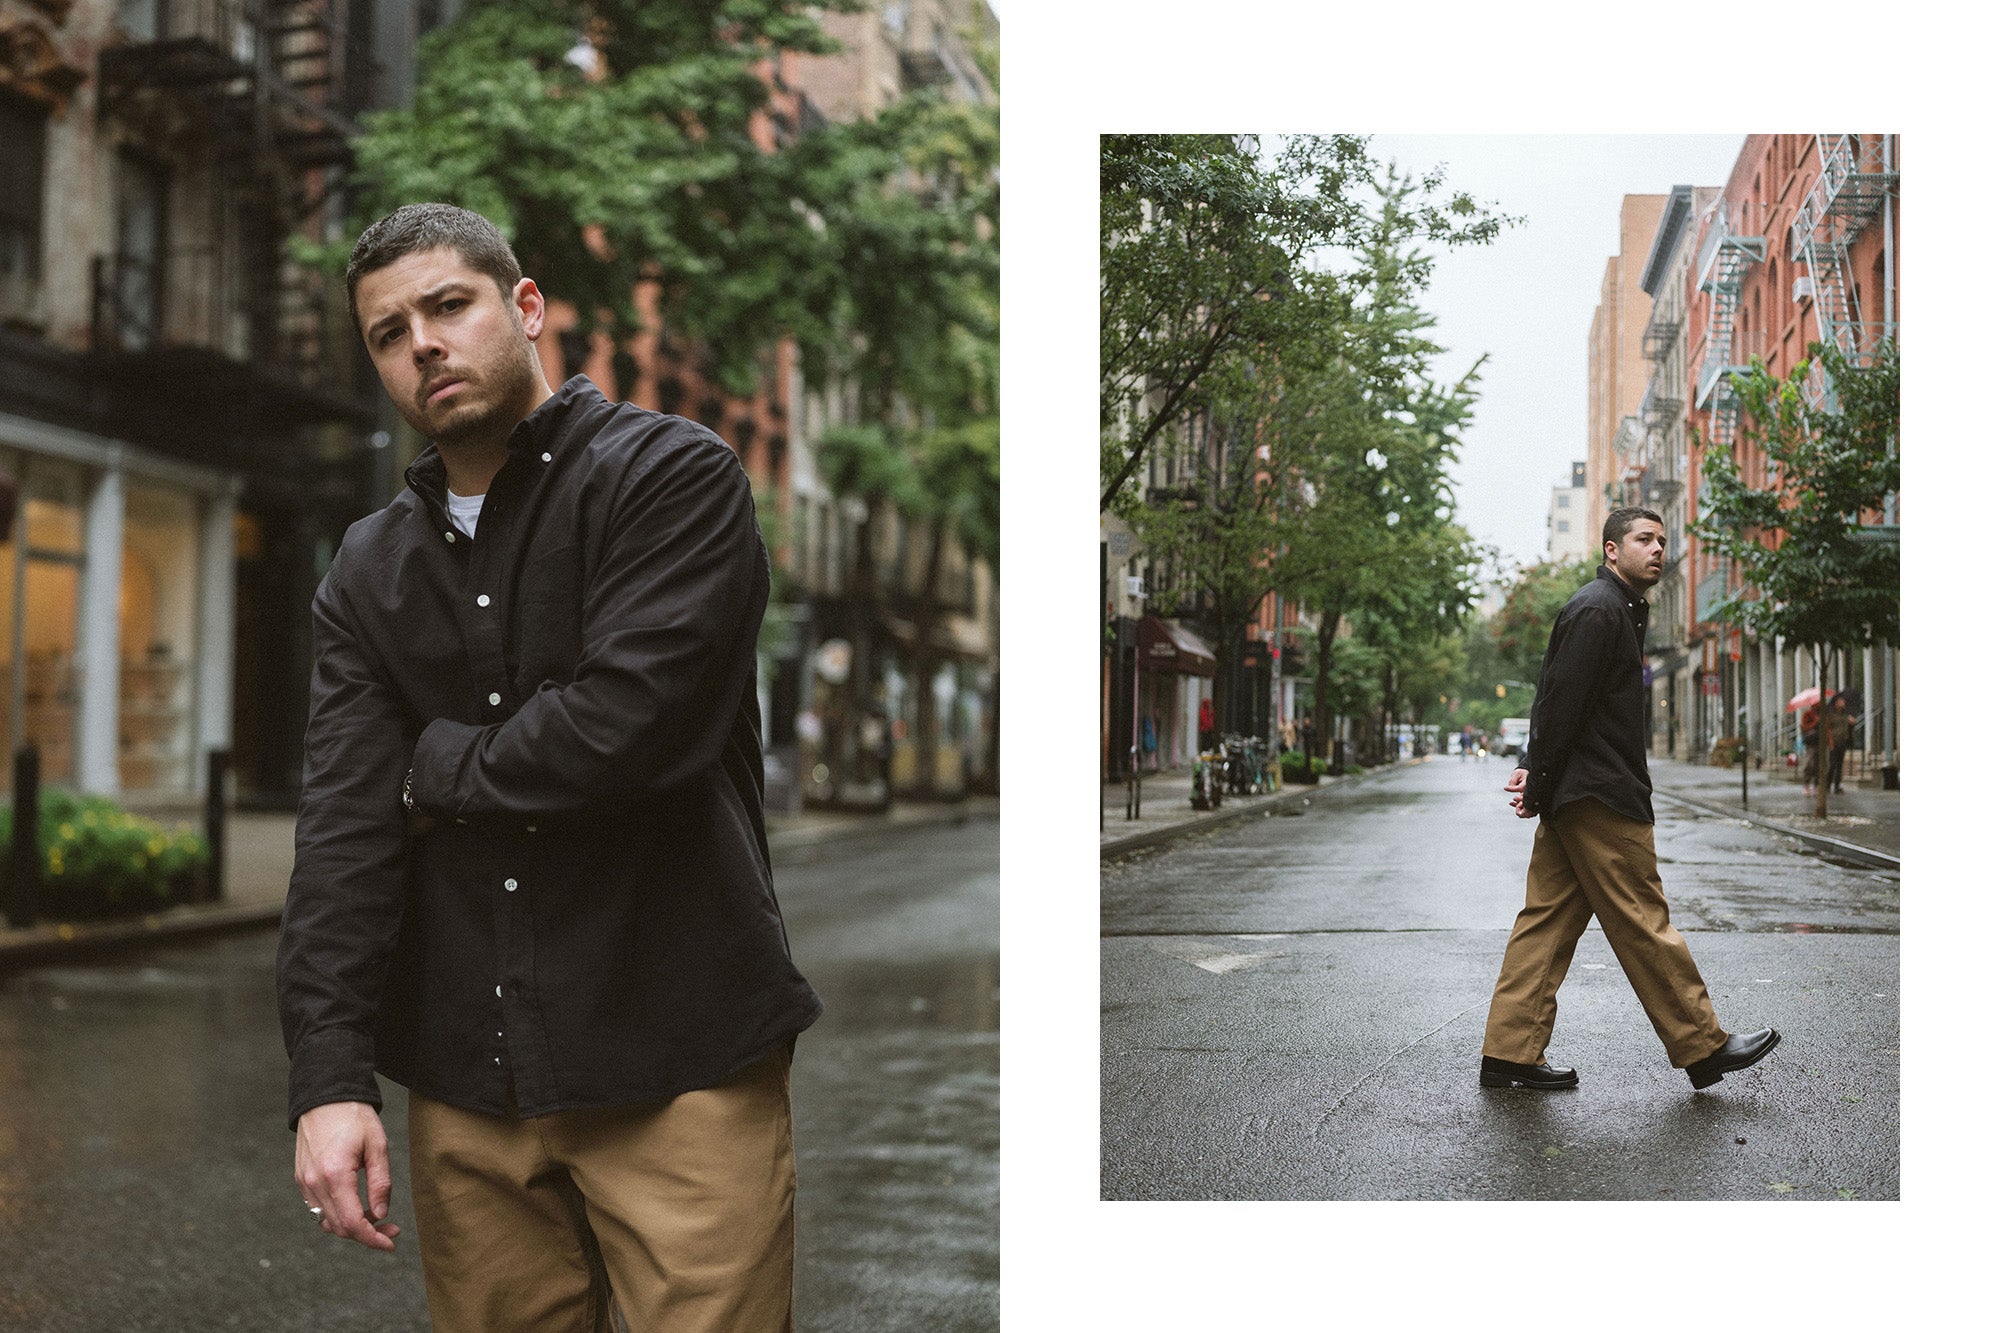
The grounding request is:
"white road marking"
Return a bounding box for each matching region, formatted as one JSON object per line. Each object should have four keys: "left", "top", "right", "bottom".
{"left": 1149, "top": 939, "right": 1279, "bottom": 975}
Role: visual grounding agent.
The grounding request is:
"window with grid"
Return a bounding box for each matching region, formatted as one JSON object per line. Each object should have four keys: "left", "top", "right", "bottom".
{"left": 0, "top": 95, "right": 47, "bottom": 287}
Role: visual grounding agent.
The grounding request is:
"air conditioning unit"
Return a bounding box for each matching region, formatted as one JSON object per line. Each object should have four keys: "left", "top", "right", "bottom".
{"left": 1792, "top": 275, "right": 1814, "bottom": 303}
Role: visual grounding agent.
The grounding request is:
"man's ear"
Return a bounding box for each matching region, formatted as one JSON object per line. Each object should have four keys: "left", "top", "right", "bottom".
{"left": 513, "top": 278, "right": 546, "bottom": 340}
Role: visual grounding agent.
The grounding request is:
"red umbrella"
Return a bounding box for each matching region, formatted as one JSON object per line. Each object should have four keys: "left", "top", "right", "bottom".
{"left": 1786, "top": 686, "right": 1832, "bottom": 711}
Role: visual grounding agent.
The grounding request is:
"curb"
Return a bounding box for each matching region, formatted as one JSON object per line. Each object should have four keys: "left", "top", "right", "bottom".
{"left": 0, "top": 803, "right": 999, "bottom": 973}
{"left": 767, "top": 800, "right": 998, "bottom": 853}
{"left": 0, "top": 899, "right": 285, "bottom": 973}
{"left": 1652, "top": 787, "right": 1899, "bottom": 870}
{"left": 1101, "top": 760, "right": 1417, "bottom": 860}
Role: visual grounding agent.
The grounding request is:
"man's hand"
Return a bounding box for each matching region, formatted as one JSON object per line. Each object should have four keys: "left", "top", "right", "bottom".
{"left": 295, "top": 1101, "right": 400, "bottom": 1251}
{"left": 1504, "top": 766, "right": 1535, "bottom": 820}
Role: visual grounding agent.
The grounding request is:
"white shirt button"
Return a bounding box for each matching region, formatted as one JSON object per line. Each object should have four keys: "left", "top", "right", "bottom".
{"left": 526, "top": 825, "right": 538, "bottom": 833}
{"left": 445, "top": 531, "right": 456, "bottom": 543}
{"left": 495, "top": 985, "right": 502, "bottom": 997}
{"left": 477, "top": 594, "right": 491, "bottom": 607}
{"left": 488, "top": 692, "right": 502, "bottom": 705}
{"left": 494, "top": 1056, "right": 501, "bottom": 1064}
{"left": 504, "top": 878, "right": 518, "bottom": 892}
{"left": 541, "top": 452, "right": 552, "bottom": 463}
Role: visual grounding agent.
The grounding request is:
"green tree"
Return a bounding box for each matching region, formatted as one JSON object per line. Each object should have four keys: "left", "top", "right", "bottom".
{"left": 1490, "top": 557, "right": 1596, "bottom": 688}
{"left": 1100, "top": 135, "right": 1509, "bottom": 512}
{"left": 342, "top": 0, "right": 872, "bottom": 398}
{"left": 1690, "top": 342, "right": 1899, "bottom": 818}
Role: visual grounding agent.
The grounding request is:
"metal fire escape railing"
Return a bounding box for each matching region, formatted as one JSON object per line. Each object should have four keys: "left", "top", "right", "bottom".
{"left": 1640, "top": 300, "right": 1682, "bottom": 365}
{"left": 94, "top": 1, "right": 379, "bottom": 401}
{"left": 1790, "top": 133, "right": 1897, "bottom": 411}
{"left": 1693, "top": 217, "right": 1767, "bottom": 452}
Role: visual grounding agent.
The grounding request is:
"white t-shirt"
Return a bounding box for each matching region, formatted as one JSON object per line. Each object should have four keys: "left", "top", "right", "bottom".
{"left": 447, "top": 489, "right": 485, "bottom": 539}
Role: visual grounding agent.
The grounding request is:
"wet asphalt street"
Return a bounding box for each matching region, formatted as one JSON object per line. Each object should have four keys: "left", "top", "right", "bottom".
{"left": 1101, "top": 758, "right": 1899, "bottom": 1200}
{"left": 0, "top": 816, "right": 998, "bottom": 1331}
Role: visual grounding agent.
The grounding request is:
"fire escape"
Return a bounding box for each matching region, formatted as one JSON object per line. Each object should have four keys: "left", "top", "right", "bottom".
{"left": 1692, "top": 213, "right": 1766, "bottom": 454}
{"left": 91, "top": 0, "right": 377, "bottom": 443}
{"left": 1790, "top": 133, "right": 1898, "bottom": 412}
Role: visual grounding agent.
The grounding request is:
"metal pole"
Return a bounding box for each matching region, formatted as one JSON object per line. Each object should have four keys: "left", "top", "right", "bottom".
{"left": 7, "top": 745, "right": 39, "bottom": 928}
{"left": 1129, "top": 634, "right": 1141, "bottom": 820}
{"left": 204, "top": 747, "right": 228, "bottom": 904}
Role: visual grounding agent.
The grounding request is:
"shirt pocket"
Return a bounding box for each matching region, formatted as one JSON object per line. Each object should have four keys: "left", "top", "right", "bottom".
{"left": 513, "top": 543, "right": 583, "bottom": 687}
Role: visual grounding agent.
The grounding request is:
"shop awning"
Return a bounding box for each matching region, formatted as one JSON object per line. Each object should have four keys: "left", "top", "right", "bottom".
{"left": 1139, "top": 616, "right": 1215, "bottom": 678}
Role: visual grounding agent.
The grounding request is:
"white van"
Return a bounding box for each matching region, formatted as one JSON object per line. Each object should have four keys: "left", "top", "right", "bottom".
{"left": 1499, "top": 717, "right": 1531, "bottom": 757}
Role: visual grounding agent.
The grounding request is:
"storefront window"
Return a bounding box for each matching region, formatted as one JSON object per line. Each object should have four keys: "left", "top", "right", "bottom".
{"left": 4, "top": 458, "right": 86, "bottom": 786}
{"left": 120, "top": 485, "right": 199, "bottom": 793}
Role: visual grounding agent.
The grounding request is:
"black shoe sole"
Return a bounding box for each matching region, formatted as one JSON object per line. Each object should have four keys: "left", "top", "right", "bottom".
{"left": 1687, "top": 1030, "right": 1782, "bottom": 1090}
{"left": 1479, "top": 1071, "right": 1579, "bottom": 1090}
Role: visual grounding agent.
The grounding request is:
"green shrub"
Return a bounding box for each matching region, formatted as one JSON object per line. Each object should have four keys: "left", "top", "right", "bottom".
{"left": 0, "top": 789, "right": 209, "bottom": 921}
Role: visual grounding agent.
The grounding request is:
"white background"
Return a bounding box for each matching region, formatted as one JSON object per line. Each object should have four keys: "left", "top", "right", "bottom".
{"left": 998, "top": 0, "right": 1988, "bottom": 1326}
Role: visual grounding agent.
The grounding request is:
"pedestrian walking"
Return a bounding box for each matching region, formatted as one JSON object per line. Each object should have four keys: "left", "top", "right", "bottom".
{"left": 1483, "top": 508, "right": 1778, "bottom": 1093}
{"left": 278, "top": 204, "right": 821, "bottom": 1330}
{"left": 1198, "top": 696, "right": 1216, "bottom": 752}
{"left": 1459, "top": 724, "right": 1475, "bottom": 762}
{"left": 1822, "top": 691, "right": 1854, "bottom": 793}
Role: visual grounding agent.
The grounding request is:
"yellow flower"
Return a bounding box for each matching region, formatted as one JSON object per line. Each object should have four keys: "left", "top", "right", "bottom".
{"left": 58, "top": 823, "right": 75, "bottom": 841}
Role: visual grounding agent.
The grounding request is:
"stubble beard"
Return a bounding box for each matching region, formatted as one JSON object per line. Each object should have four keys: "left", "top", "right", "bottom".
{"left": 418, "top": 350, "right": 534, "bottom": 450}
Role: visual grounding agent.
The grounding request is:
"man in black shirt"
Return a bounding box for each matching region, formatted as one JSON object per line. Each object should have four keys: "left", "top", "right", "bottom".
{"left": 279, "top": 204, "right": 820, "bottom": 1329}
{"left": 1479, "top": 507, "right": 1778, "bottom": 1093}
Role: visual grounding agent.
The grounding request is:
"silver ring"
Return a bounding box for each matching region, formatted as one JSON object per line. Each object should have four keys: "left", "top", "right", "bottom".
{"left": 308, "top": 1205, "right": 324, "bottom": 1217}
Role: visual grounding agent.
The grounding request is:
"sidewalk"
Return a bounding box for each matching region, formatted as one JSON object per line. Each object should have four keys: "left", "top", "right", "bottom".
{"left": 1648, "top": 755, "right": 1898, "bottom": 864}
{"left": 1102, "top": 753, "right": 1898, "bottom": 867}
{"left": 1101, "top": 760, "right": 1414, "bottom": 858}
{"left": 0, "top": 796, "right": 996, "bottom": 971}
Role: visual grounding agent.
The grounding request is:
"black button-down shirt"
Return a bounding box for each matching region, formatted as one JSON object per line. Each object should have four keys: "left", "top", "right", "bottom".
{"left": 277, "top": 376, "right": 822, "bottom": 1128}
{"left": 1520, "top": 564, "right": 1654, "bottom": 825}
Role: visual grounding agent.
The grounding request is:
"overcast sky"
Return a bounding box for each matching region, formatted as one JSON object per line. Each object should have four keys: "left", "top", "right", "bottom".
{"left": 1357, "top": 135, "right": 1746, "bottom": 576}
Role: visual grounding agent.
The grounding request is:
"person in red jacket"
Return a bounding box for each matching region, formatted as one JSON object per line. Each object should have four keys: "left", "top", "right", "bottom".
{"left": 1198, "top": 696, "right": 1216, "bottom": 752}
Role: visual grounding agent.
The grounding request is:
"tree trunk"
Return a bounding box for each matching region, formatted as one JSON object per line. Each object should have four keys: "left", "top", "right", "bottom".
{"left": 1313, "top": 613, "right": 1338, "bottom": 764}
{"left": 1814, "top": 645, "right": 1830, "bottom": 820}
{"left": 911, "top": 516, "right": 951, "bottom": 799}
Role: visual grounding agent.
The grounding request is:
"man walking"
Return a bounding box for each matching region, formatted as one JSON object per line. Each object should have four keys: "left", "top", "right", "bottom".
{"left": 278, "top": 204, "right": 822, "bottom": 1330}
{"left": 1479, "top": 507, "right": 1778, "bottom": 1093}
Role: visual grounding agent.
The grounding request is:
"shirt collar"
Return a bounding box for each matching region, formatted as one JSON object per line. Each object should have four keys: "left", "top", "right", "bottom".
{"left": 404, "top": 374, "right": 605, "bottom": 501}
{"left": 1596, "top": 563, "right": 1649, "bottom": 613}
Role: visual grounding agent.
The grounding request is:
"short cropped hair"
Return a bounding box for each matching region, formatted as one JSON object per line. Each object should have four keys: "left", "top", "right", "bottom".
{"left": 345, "top": 203, "right": 523, "bottom": 340}
{"left": 1603, "top": 505, "right": 1664, "bottom": 548}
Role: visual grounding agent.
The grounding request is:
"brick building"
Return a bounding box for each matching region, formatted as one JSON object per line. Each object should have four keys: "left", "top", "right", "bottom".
{"left": 548, "top": 0, "right": 999, "bottom": 810}
{"left": 1635, "top": 183, "right": 1720, "bottom": 759}
{"left": 0, "top": 0, "right": 411, "bottom": 807}
{"left": 1584, "top": 194, "right": 1667, "bottom": 549}
{"left": 1681, "top": 134, "right": 1899, "bottom": 778}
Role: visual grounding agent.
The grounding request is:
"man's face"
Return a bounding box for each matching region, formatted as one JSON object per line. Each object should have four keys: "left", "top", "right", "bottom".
{"left": 1605, "top": 519, "right": 1667, "bottom": 589}
{"left": 353, "top": 247, "right": 544, "bottom": 446}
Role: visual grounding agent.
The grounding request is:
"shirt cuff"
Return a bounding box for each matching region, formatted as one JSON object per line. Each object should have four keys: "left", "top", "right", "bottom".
{"left": 410, "top": 717, "right": 483, "bottom": 818}
{"left": 287, "top": 1026, "right": 384, "bottom": 1130}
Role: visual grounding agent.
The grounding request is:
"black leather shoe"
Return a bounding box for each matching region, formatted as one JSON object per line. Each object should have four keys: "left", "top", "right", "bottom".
{"left": 1479, "top": 1056, "right": 1578, "bottom": 1090}
{"left": 1685, "top": 1028, "right": 1781, "bottom": 1089}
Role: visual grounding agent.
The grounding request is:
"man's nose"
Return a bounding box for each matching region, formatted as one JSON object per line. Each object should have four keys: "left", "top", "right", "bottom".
{"left": 409, "top": 320, "right": 446, "bottom": 361}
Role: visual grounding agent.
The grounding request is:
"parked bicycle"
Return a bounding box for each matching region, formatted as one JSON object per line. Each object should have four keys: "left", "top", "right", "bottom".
{"left": 1189, "top": 750, "right": 1222, "bottom": 810}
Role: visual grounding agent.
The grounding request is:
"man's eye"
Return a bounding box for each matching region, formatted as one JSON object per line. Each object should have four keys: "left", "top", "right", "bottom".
{"left": 379, "top": 329, "right": 402, "bottom": 347}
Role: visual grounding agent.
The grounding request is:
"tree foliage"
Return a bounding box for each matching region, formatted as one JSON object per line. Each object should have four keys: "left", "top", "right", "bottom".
{"left": 1691, "top": 341, "right": 1899, "bottom": 816}
{"left": 1490, "top": 556, "right": 1597, "bottom": 687}
{"left": 1100, "top": 134, "right": 1511, "bottom": 512}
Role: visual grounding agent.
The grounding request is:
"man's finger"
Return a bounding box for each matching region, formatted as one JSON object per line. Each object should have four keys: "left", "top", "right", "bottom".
{"left": 364, "top": 1127, "right": 393, "bottom": 1225}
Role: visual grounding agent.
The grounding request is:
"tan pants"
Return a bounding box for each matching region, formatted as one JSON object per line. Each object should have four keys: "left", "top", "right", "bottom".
{"left": 1482, "top": 798, "right": 1726, "bottom": 1069}
{"left": 408, "top": 1046, "right": 796, "bottom": 1333}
